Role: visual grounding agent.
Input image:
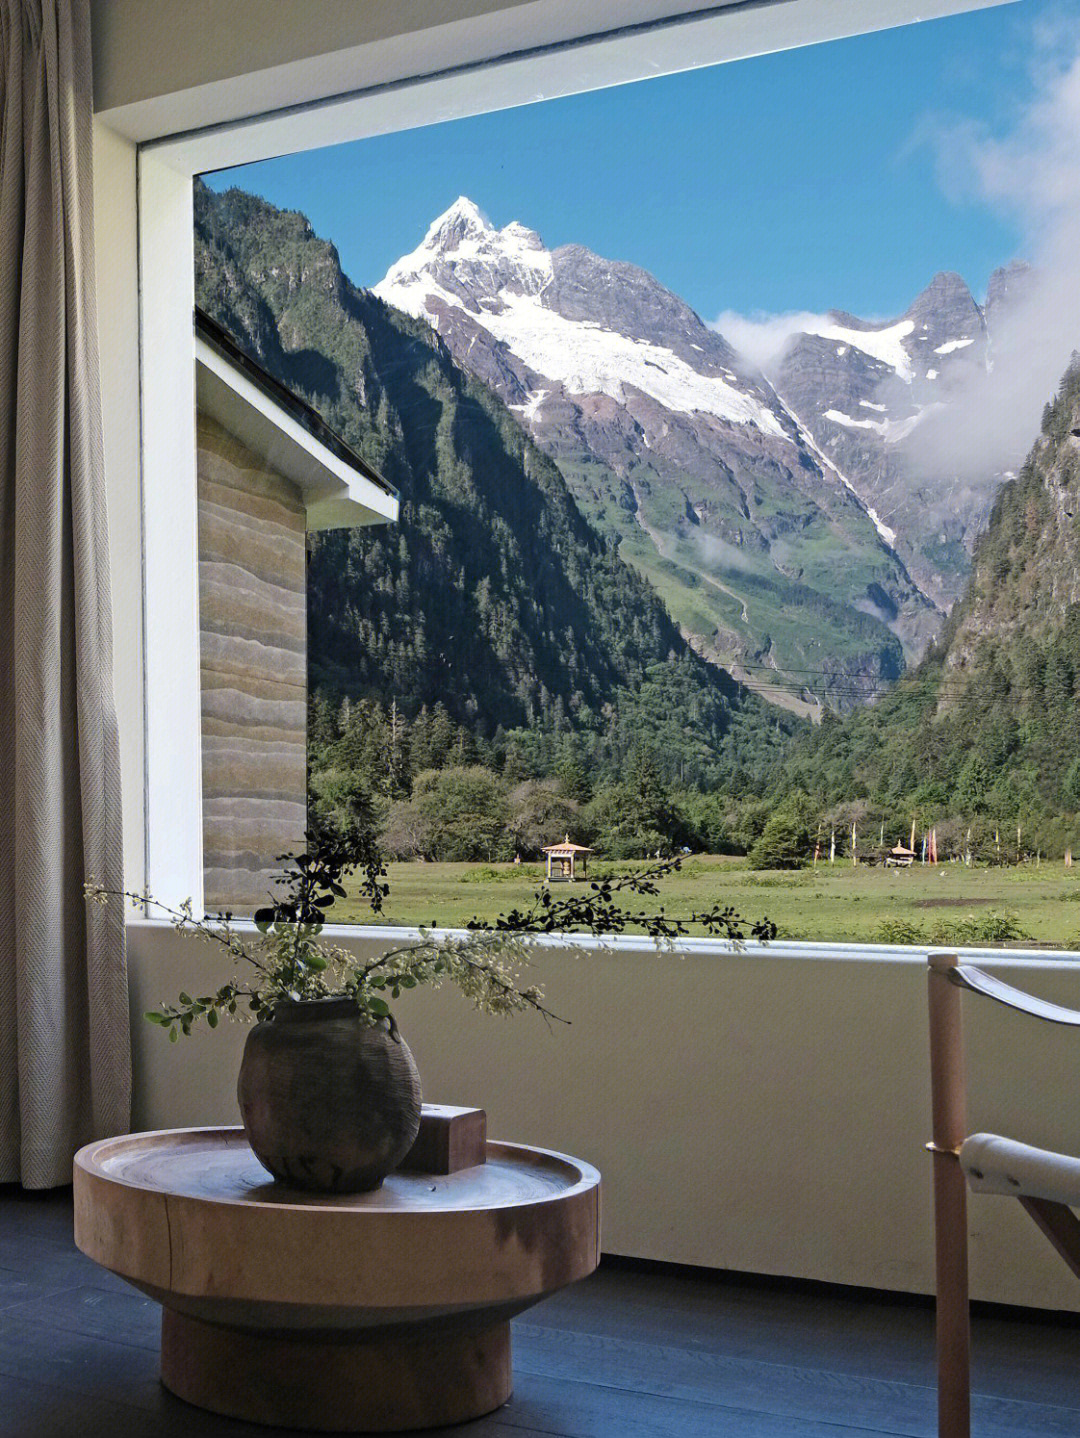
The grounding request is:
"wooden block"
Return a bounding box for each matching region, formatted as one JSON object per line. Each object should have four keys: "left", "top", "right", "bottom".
{"left": 398, "top": 1105, "right": 486, "bottom": 1175}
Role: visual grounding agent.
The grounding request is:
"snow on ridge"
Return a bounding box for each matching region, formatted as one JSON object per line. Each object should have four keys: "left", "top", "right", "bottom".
{"left": 773, "top": 395, "right": 898, "bottom": 547}
{"left": 824, "top": 407, "right": 927, "bottom": 445}
{"left": 510, "top": 388, "right": 549, "bottom": 422}
{"left": 800, "top": 316, "right": 917, "bottom": 381}
{"left": 377, "top": 269, "right": 788, "bottom": 437}
{"left": 934, "top": 336, "right": 974, "bottom": 355}
{"left": 864, "top": 506, "right": 897, "bottom": 548}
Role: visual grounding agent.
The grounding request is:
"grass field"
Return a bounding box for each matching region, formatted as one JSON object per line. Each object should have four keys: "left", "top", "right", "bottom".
{"left": 330, "top": 855, "right": 1080, "bottom": 948}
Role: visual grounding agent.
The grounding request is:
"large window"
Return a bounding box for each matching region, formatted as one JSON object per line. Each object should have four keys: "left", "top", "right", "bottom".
{"left": 185, "top": 1, "right": 1080, "bottom": 945}
{"left": 129, "top": 0, "right": 1080, "bottom": 949}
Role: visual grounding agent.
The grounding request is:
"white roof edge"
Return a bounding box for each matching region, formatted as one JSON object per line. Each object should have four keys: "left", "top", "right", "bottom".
{"left": 195, "top": 336, "right": 398, "bottom": 530}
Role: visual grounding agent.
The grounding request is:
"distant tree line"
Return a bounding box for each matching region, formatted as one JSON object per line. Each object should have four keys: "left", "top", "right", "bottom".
{"left": 309, "top": 673, "right": 1080, "bottom": 867}
{"left": 307, "top": 693, "right": 788, "bottom": 862}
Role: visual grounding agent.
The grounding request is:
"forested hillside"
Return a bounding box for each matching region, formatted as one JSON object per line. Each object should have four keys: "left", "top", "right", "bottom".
{"left": 194, "top": 182, "right": 795, "bottom": 856}
{"left": 781, "top": 357, "right": 1080, "bottom": 856}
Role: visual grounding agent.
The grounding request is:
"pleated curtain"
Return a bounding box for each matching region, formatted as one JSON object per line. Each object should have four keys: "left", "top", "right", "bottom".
{"left": 0, "top": 0, "right": 130, "bottom": 1187}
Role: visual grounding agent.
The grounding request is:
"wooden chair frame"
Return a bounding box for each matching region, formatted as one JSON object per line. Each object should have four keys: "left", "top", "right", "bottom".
{"left": 927, "top": 951, "right": 1080, "bottom": 1438}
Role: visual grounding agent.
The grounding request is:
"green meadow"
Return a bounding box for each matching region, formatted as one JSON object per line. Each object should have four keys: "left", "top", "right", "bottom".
{"left": 330, "top": 855, "right": 1080, "bottom": 949}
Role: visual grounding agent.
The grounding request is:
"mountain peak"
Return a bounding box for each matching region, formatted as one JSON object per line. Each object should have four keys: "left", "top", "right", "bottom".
{"left": 903, "top": 270, "right": 977, "bottom": 317}
{"left": 985, "top": 258, "right": 1034, "bottom": 318}
{"left": 375, "top": 199, "right": 553, "bottom": 311}
{"left": 903, "top": 271, "right": 980, "bottom": 331}
{"left": 423, "top": 196, "right": 493, "bottom": 250}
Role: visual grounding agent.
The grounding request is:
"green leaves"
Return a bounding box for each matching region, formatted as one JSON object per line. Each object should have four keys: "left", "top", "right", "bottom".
{"left": 134, "top": 820, "right": 774, "bottom": 1049}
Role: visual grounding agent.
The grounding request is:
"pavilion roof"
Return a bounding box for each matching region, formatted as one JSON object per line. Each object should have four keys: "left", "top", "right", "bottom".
{"left": 542, "top": 835, "right": 593, "bottom": 855}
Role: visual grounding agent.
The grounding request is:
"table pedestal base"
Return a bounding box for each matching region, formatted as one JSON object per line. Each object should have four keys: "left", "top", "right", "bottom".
{"left": 161, "top": 1309, "right": 513, "bottom": 1432}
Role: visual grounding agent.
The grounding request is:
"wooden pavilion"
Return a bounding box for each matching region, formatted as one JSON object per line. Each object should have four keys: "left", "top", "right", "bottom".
{"left": 885, "top": 844, "right": 916, "bottom": 869}
{"left": 542, "top": 836, "right": 593, "bottom": 883}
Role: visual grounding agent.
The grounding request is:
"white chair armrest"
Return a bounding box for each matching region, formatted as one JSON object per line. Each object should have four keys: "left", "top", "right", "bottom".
{"left": 947, "top": 965, "right": 1080, "bottom": 1026}
{"left": 960, "top": 1133, "right": 1080, "bottom": 1206}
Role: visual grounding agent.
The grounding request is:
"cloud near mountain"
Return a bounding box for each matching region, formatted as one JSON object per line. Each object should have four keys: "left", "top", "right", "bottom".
{"left": 710, "top": 309, "right": 839, "bottom": 371}
{"left": 902, "top": 40, "right": 1080, "bottom": 487}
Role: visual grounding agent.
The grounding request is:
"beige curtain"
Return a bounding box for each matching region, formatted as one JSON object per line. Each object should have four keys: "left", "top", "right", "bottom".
{"left": 0, "top": 0, "right": 130, "bottom": 1187}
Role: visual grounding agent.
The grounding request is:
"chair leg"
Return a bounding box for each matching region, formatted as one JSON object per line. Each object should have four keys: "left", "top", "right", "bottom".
{"left": 928, "top": 956, "right": 971, "bottom": 1438}
{"left": 932, "top": 1147, "right": 971, "bottom": 1438}
{"left": 1019, "top": 1197, "right": 1080, "bottom": 1281}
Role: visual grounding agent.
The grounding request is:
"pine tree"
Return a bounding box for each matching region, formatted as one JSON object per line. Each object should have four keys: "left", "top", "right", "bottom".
{"left": 557, "top": 745, "right": 592, "bottom": 804}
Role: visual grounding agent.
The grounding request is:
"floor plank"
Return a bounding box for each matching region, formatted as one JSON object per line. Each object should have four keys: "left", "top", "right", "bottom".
{"left": 538, "top": 1263, "right": 1080, "bottom": 1406}
{"left": 513, "top": 1319, "right": 1080, "bottom": 1437}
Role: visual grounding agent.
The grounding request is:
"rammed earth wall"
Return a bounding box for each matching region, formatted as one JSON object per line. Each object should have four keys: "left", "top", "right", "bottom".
{"left": 197, "top": 413, "right": 307, "bottom": 911}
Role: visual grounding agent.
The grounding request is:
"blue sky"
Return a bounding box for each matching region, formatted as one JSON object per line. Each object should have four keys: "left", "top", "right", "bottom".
{"left": 204, "top": 2, "right": 1071, "bottom": 323}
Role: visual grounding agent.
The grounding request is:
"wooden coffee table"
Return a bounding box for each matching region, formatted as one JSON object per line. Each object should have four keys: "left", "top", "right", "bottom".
{"left": 73, "top": 1126, "right": 600, "bottom": 1432}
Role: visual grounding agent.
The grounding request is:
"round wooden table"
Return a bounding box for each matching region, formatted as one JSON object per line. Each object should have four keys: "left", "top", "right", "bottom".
{"left": 73, "top": 1127, "right": 600, "bottom": 1432}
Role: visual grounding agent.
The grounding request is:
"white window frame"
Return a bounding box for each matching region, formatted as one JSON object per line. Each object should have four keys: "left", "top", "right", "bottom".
{"left": 123, "top": 0, "right": 1012, "bottom": 911}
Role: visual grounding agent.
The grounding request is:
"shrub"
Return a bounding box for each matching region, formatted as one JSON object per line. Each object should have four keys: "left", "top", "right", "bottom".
{"left": 873, "top": 917, "right": 926, "bottom": 945}
{"left": 948, "top": 908, "right": 1030, "bottom": 946}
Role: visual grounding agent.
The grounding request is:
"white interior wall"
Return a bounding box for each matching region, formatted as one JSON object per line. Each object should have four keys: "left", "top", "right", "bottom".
{"left": 128, "top": 924, "right": 1080, "bottom": 1312}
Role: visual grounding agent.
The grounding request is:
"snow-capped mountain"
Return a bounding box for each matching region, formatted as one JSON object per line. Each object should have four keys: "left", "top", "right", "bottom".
{"left": 375, "top": 198, "right": 938, "bottom": 709}
{"left": 773, "top": 267, "right": 1029, "bottom": 607}
{"left": 376, "top": 197, "right": 792, "bottom": 438}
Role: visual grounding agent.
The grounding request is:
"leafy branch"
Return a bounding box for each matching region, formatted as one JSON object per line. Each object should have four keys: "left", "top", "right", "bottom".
{"left": 467, "top": 855, "right": 777, "bottom": 943}
{"left": 86, "top": 830, "right": 772, "bottom": 1041}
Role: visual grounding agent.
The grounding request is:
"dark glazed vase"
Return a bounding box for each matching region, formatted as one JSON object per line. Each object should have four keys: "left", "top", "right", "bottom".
{"left": 237, "top": 997, "right": 422, "bottom": 1193}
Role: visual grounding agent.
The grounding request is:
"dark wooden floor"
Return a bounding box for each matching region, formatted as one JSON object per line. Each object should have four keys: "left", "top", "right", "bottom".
{"left": 2, "top": 1185, "right": 1078, "bottom": 1437}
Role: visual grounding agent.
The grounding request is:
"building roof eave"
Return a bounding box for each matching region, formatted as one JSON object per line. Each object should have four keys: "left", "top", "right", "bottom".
{"left": 194, "top": 310, "right": 398, "bottom": 531}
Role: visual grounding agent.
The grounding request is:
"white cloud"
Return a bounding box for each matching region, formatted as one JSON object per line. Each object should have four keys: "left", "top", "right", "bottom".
{"left": 710, "top": 309, "right": 832, "bottom": 371}
{"left": 907, "top": 40, "right": 1080, "bottom": 481}
{"left": 719, "top": 34, "right": 1080, "bottom": 492}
